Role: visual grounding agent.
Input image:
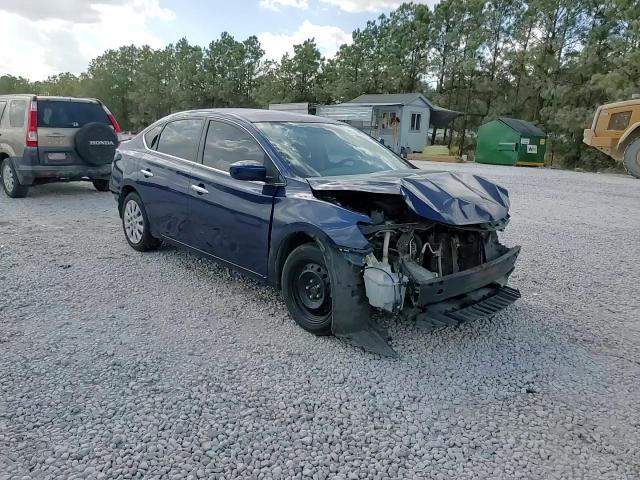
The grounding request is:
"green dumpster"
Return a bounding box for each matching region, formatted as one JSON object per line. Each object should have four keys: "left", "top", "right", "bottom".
{"left": 475, "top": 117, "right": 547, "bottom": 166}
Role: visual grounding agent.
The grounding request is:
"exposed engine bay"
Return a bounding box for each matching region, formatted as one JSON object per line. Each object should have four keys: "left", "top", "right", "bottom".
{"left": 316, "top": 190, "right": 518, "bottom": 315}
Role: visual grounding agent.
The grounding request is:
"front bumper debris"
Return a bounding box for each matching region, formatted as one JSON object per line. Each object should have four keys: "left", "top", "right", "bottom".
{"left": 325, "top": 243, "right": 521, "bottom": 358}
{"left": 402, "top": 246, "right": 520, "bottom": 306}
{"left": 324, "top": 245, "right": 398, "bottom": 358}
{"left": 414, "top": 285, "right": 521, "bottom": 331}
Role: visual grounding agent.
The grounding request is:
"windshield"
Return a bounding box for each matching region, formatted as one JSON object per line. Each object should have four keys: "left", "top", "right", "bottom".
{"left": 254, "top": 122, "right": 414, "bottom": 177}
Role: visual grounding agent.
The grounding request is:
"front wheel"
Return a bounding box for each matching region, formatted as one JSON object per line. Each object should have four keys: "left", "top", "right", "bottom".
{"left": 1, "top": 159, "right": 29, "bottom": 198}
{"left": 92, "top": 179, "right": 110, "bottom": 192}
{"left": 121, "top": 192, "right": 161, "bottom": 252}
{"left": 623, "top": 138, "right": 640, "bottom": 179}
{"left": 281, "top": 243, "right": 333, "bottom": 335}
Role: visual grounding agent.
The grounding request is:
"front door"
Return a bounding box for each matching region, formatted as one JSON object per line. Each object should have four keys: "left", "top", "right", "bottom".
{"left": 186, "top": 119, "right": 276, "bottom": 278}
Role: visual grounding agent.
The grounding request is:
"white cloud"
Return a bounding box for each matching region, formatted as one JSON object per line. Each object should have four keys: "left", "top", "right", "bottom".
{"left": 259, "top": 0, "right": 308, "bottom": 10}
{"left": 0, "top": 0, "right": 126, "bottom": 23}
{"left": 259, "top": 20, "right": 352, "bottom": 61}
{"left": 0, "top": 0, "right": 175, "bottom": 80}
{"left": 319, "top": 0, "right": 437, "bottom": 13}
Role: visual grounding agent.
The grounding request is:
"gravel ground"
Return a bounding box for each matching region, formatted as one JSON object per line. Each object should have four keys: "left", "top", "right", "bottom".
{"left": 0, "top": 164, "right": 638, "bottom": 480}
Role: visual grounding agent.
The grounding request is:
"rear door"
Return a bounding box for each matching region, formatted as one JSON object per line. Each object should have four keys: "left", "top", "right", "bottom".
{"left": 137, "top": 118, "right": 204, "bottom": 242}
{"left": 36, "top": 99, "right": 111, "bottom": 165}
{"left": 186, "top": 119, "right": 277, "bottom": 277}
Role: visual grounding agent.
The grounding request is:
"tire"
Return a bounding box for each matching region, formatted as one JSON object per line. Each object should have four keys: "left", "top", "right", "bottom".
{"left": 75, "top": 122, "right": 118, "bottom": 166}
{"left": 281, "top": 243, "right": 333, "bottom": 335}
{"left": 623, "top": 138, "right": 640, "bottom": 179}
{"left": 92, "top": 179, "right": 110, "bottom": 192}
{"left": 1, "top": 159, "right": 29, "bottom": 198}
{"left": 121, "top": 192, "right": 161, "bottom": 252}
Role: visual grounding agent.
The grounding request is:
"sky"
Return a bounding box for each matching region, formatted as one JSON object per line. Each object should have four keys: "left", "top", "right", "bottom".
{"left": 0, "top": 0, "right": 436, "bottom": 81}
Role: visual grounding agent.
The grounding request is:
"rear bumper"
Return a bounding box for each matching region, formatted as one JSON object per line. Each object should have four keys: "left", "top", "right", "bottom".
{"left": 11, "top": 149, "right": 111, "bottom": 185}
{"left": 403, "top": 246, "right": 520, "bottom": 306}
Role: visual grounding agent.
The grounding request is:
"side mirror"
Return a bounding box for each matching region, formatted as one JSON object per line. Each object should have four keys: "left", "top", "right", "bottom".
{"left": 229, "top": 161, "right": 267, "bottom": 182}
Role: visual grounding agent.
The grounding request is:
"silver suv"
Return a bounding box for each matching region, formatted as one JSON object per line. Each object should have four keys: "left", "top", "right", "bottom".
{"left": 0, "top": 95, "right": 120, "bottom": 198}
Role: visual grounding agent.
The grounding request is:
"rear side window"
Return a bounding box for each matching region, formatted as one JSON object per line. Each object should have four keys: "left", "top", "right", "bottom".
{"left": 144, "top": 125, "right": 162, "bottom": 150}
{"left": 202, "top": 121, "right": 264, "bottom": 172}
{"left": 156, "top": 119, "right": 203, "bottom": 161}
{"left": 9, "top": 100, "right": 26, "bottom": 127}
{"left": 0, "top": 101, "right": 7, "bottom": 122}
{"left": 37, "top": 100, "right": 110, "bottom": 128}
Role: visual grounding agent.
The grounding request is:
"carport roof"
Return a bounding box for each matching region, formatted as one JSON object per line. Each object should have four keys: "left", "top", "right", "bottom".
{"left": 348, "top": 93, "right": 429, "bottom": 106}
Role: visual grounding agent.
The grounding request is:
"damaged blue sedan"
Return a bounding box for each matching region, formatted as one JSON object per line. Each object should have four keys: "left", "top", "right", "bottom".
{"left": 110, "top": 109, "right": 520, "bottom": 356}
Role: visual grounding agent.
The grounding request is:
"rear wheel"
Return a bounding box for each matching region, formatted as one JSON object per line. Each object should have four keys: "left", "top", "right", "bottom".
{"left": 1, "top": 159, "right": 28, "bottom": 198}
{"left": 623, "top": 138, "right": 640, "bottom": 179}
{"left": 122, "top": 192, "right": 160, "bottom": 251}
{"left": 281, "top": 243, "right": 333, "bottom": 335}
{"left": 92, "top": 179, "right": 110, "bottom": 192}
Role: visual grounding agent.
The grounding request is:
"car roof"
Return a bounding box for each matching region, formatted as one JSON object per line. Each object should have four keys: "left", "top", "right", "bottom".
{"left": 0, "top": 94, "right": 34, "bottom": 100}
{"left": 36, "top": 96, "right": 100, "bottom": 103}
{"left": 0, "top": 94, "right": 100, "bottom": 103}
{"left": 599, "top": 99, "right": 640, "bottom": 109}
{"left": 173, "top": 108, "right": 340, "bottom": 124}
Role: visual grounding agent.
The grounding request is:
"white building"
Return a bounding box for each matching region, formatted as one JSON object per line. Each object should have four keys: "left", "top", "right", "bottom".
{"left": 317, "top": 93, "right": 461, "bottom": 154}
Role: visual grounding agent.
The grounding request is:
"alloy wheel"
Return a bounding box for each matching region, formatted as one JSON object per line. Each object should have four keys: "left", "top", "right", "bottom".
{"left": 124, "top": 199, "right": 144, "bottom": 244}
{"left": 3, "top": 164, "right": 15, "bottom": 192}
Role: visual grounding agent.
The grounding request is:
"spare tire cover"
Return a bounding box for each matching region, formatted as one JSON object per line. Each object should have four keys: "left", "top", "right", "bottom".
{"left": 74, "top": 122, "right": 119, "bottom": 166}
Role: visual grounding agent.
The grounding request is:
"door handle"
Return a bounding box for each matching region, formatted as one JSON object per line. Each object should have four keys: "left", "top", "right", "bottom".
{"left": 190, "top": 184, "right": 209, "bottom": 195}
{"left": 140, "top": 169, "right": 153, "bottom": 178}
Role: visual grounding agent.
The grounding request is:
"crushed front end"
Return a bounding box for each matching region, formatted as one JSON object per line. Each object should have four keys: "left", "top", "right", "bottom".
{"left": 359, "top": 217, "right": 520, "bottom": 329}
{"left": 310, "top": 171, "right": 521, "bottom": 356}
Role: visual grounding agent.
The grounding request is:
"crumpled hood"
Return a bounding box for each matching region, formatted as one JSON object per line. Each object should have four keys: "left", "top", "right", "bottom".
{"left": 307, "top": 170, "right": 511, "bottom": 226}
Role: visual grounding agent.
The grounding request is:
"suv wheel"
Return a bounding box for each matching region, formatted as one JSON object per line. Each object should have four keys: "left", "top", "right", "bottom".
{"left": 281, "top": 243, "right": 333, "bottom": 335}
{"left": 92, "top": 179, "right": 110, "bottom": 192}
{"left": 1, "top": 159, "right": 28, "bottom": 198}
{"left": 122, "top": 192, "right": 160, "bottom": 251}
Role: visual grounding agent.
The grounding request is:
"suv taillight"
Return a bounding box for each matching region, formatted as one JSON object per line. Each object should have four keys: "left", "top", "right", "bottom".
{"left": 26, "top": 100, "right": 38, "bottom": 147}
{"left": 103, "top": 105, "right": 122, "bottom": 134}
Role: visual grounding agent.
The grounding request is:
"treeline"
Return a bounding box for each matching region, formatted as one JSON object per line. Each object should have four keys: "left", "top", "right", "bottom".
{"left": 1, "top": 0, "right": 639, "bottom": 170}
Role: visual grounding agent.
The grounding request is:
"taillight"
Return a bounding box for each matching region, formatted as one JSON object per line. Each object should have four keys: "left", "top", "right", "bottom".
{"left": 26, "top": 100, "right": 38, "bottom": 147}
{"left": 103, "top": 105, "right": 122, "bottom": 134}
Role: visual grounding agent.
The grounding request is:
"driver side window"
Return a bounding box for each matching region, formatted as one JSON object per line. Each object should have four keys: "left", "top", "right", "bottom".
{"left": 202, "top": 121, "right": 264, "bottom": 172}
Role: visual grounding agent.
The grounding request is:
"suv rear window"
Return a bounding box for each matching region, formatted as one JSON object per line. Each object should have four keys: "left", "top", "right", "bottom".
{"left": 37, "top": 100, "right": 110, "bottom": 128}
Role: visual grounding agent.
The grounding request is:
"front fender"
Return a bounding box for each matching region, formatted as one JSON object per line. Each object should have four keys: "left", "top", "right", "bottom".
{"left": 268, "top": 192, "right": 372, "bottom": 286}
{"left": 272, "top": 193, "right": 372, "bottom": 249}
